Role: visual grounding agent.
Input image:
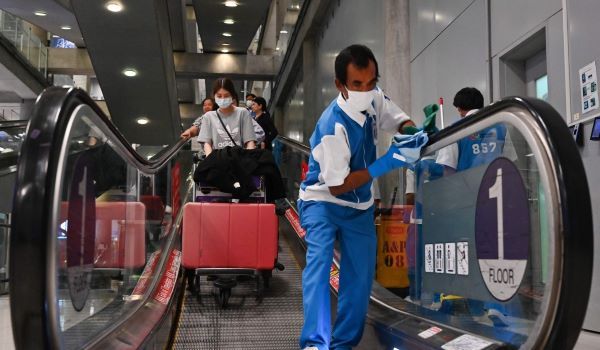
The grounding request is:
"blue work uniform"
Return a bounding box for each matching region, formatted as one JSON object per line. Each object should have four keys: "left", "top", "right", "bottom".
{"left": 299, "top": 88, "right": 409, "bottom": 350}
{"left": 436, "top": 110, "right": 514, "bottom": 171}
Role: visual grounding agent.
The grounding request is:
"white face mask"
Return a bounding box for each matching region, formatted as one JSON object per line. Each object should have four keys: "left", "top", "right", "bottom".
{"left": 245, "top": 99, "right": 254, "bottom": 108}
{"left": 344, "top": 86, "right": 375, "bottom": 112}
{"left": 215, "top": 97, "right": 233, "bottom": 109}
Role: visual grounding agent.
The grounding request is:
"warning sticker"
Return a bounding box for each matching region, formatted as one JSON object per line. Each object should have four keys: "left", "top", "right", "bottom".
{"left": 457, "top": 242, "right": 469, "bottom": 276}
{"left": 445, "top": 243, "right": 456, "bottom": 274}
{"left": 418, "top": 326, "right": 442, "bottom": 339}
{"left": 425, "top": 244, "right": 434, "bottom": 272}
{"left": 435, "top": 243, "right": 444, "bottom": 273}
{"left": 441, "top": 334, "right": 493, "bottom": 350}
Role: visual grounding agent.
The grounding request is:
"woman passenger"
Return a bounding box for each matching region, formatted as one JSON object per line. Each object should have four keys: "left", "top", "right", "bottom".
{"left": 198, "top": 78, "right": 256, "bottom": 156}
{"left": 180, "top": 97, "right": 218, "bottom": 139}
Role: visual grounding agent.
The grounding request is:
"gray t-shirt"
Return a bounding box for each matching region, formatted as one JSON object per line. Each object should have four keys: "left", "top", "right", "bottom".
{"left": 198, "top": 107, "right": 256, "bottom": 149}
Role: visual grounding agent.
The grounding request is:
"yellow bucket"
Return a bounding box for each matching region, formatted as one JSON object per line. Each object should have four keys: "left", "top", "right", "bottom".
{"left": 376, "top": 205, "right": 411, "bottom": 288}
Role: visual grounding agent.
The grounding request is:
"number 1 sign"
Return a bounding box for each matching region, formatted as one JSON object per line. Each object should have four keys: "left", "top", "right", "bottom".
{"left": 475, "top": 158, "right": 530, "bottom": 301}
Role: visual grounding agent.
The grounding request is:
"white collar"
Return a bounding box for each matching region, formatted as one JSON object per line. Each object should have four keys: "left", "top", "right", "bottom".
{"left": 466, "top": 109, "right": 479, "bottom": 117}
{"left": 336, "top": 93, "right": 376, "bottom": 127}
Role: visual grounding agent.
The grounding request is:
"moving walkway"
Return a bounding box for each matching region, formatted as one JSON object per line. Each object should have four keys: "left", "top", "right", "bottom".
{"left": 7, "top": 88, "right": 593, "bottom": 349}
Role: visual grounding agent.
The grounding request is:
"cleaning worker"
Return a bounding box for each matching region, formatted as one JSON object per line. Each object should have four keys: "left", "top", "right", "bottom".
{"left": 298, "top": 44, "right": 429, "bottom": 350}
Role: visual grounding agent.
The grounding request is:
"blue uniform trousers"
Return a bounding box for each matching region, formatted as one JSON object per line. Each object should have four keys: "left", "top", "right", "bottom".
{"left": 298, "top": 200, "right": 376, "bottom": 350}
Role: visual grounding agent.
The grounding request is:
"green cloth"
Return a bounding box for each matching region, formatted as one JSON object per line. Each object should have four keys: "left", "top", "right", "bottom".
{"left": 403, "top": 103, "right": 440, "bottom": 135}
{"left": 422, "top": 103, "right": 439, "bottom": 134}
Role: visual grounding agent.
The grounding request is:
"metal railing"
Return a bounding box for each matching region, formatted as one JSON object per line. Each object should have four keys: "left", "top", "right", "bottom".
{"left": 0, "top": 10, "right": 48, "bottom": 77}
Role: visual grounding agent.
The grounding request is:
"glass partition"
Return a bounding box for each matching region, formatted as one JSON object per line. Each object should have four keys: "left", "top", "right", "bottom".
{"left": 51, "top": 105, "right": 190, "bottom": 349}
{"left": 0, "top": 10, "right": 48, "bottom": 76}
{"left": 399, "top": 112, "right": 559, "bottom": 348}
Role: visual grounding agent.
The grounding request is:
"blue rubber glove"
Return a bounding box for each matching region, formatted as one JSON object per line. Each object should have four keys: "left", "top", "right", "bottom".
{"left": 368, "top": 131, "right": 429, "bottom": 178}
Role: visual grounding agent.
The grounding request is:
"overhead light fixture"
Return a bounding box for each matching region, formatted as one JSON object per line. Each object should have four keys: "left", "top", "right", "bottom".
{"left": 221, "top": 49, "right": 229, "bottom": 53}
{"left": 223, "top": 18, "right": 235, "bottom": 24}
{"left": 136, "top": 117, "right": 150, "bottom": 125}
{"left": 276, "top": 47, "right": 280, "bottom": 51}
{"left": 222, "top": 43, "right": 230, "bottom": 46}
{"left": 122, "top": 68, "right": 138, "bottom": 77}
{"left": 105, "top": 1, "right": 123, "bottom": 12}
{"left": 60, "top": 26, "right": 72, "bottom": 30}
{"left": 280, "top": 30, "right": 288, "bottom": 34}
{"left": 34, "top": 10, "right": 47, "bottom": 16}
{"left": 224, "top": 1, "right": 238, "bottom": 7}
{"left": 222, "top": 32, "right": 232, "bottom": 37}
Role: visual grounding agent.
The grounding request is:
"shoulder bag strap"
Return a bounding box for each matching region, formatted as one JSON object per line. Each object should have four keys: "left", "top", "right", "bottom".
{"left": 216, "top": 111, "right": 238, "bottom": 147}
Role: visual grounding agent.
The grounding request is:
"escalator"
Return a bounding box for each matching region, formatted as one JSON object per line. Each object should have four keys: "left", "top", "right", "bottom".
{"left": 7, "top": 87, "right": 593, "bottom": 349}
{"left": 0, "top": 120, "right": 27, "bottom": 295}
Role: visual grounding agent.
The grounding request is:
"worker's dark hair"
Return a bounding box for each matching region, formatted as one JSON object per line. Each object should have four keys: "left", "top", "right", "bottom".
{"left": 453, "top": 87, "right": 484, "bottom": 111}
{"left": 212, "top": 78, "right": 239, "bottom": 102}
{"left": 246, "top": 93, "right": 256, "bottom": 99}
{"left": 201, "top": 97, "right": 218, "bottom": 110}
{"left": 253, "top": 96, "right": 267, "bottom": 111}
{"left": 335, "top": 44, "right": 380, "bottom": 85}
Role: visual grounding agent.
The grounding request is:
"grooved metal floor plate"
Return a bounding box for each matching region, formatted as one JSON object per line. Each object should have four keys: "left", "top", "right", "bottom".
{"left": 172, "top": 233, "right": 304, "bottom": 349}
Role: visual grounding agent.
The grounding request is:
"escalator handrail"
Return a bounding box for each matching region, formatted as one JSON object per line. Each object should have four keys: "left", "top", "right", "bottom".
{"left": 277, "top": 96, "right": 593, "bottom": 350}
{"left": 0, "top": 120, "right": 29, "bottom": 129}
{"left": 9, "top": 86, "right": 190, "bottom": 349}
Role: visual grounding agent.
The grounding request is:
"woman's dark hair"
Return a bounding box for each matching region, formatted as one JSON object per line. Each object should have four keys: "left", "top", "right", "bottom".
{"left": 335, "top": 44, "right": 380, "bottom": 85}
{"left": 201, "top": 97, "right": 218, "bottom": 111}
{"left": 253, "top": 96, "right": 267, "bottom": 112}
{"left": 453, "top": 87, "right": 484, "bottom": 111}
{"left": 246, "top": 93, "right": 256, "bottom": 99}
{"left": 212, "top": 78, "right": 239, "bottom": 102}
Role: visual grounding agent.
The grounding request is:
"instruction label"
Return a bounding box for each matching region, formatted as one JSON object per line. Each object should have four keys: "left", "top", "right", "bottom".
{"left": 425, "top": 244, "right": 434, "bottom": 272}
{"left": 442, "top": 334, "right": 493, "bottom": 350}
{"left": 434, "top": 243, "right": 444, "bottom": 273}
{"left": 579, "top": 61, "right": 599, "bottom": 114}
{"left": 457, "top": 242, "right": 469, "bottom": 276}
{"left": 445, "top": 243, "right": 456, "bottom": 274}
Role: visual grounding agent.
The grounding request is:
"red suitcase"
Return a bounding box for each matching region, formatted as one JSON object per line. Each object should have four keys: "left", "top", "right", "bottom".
{"left": 182, "top": 202, "right": 278, "bottom": 270}
{"left": 58, "top": 201, "right": 146, "bottom": 269}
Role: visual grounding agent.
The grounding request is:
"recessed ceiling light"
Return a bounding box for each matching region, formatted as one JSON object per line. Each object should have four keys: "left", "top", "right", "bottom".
{"left": 224, "top": 1, "right": 238, "bottom": 7}
{"left": 222, "top": 32, "right": 232, "bottom": 37}
{"left": 222, "top": 43, "right": 230, "bottom": 46}
{"left": 61, "top": 26, "right": 72, "bottom": 30}
{"left": 106, "top": 1, "right": 123, "bottom": 12}
{"left": 136, "top": 117, "right": 150, "bottom": 125}
{"left": 280, "top": 30, "right": 288, "bottom": 34}
{"left": 223, "top": 18, "right": 235, "bottom": 24}
{"left": 34, "top": 10, "right": 47, "bottom": 16}
{"left": 276, "top": 47, "right": 280, "bottom": 51}
{"left": 122, "top": 68, "right": 138, "bottom": 77}
{"left": 221, "top": 49, "right": 229, "bottom": 53}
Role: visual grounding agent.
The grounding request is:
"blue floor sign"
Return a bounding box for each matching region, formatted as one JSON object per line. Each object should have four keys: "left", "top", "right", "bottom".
{"left": 475, "top": 157, "right": 530, "bottom": 301}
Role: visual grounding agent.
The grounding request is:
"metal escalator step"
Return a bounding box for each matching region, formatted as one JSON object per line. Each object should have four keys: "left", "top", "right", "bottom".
{"left": 172, "top": 233, "right": 303, "bottom": 349}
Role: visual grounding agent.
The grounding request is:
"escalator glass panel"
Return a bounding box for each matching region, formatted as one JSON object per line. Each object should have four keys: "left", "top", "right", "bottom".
{"left": 405, "top": 119, "right": 555, "bottom": 348}
{"left": 52, "top": 105, "right": 182, "bottom": 349}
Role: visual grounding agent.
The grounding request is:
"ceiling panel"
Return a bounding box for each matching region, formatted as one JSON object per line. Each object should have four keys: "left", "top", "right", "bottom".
{"left": 71, "top": 0, "right": 181, "bottom": 145}
{"left": 0, "top": 0, "right": 84, "bottom": 46}
{"left": 193, "top": 0, "right": 271, "bottom": 54}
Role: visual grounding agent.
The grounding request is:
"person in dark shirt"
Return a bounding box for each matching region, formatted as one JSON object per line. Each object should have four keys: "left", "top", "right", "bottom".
{"left": 251, "top": 96, "right": 279, "bottom": 150}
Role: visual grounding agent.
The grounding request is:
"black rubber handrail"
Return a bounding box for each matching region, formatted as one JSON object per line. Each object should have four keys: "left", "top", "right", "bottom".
{"left": 9, "top": 86, "right": 190, "bottom": 349}
{"left": 276, "top": 96, "right": 593, "bottom": 350}
{"left": 0, "top": 120, "right": 29, "bottom": 129}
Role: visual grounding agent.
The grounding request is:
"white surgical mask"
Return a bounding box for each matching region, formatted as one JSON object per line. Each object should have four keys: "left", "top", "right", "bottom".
{"left": 245, "top": 99, "right": 254, "bottom": 108}
{"left": 215, "top": 97, "right": 233, "bottom": 109}
{"left": 344, "top": 86, "right": 375, "bottom": 112}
